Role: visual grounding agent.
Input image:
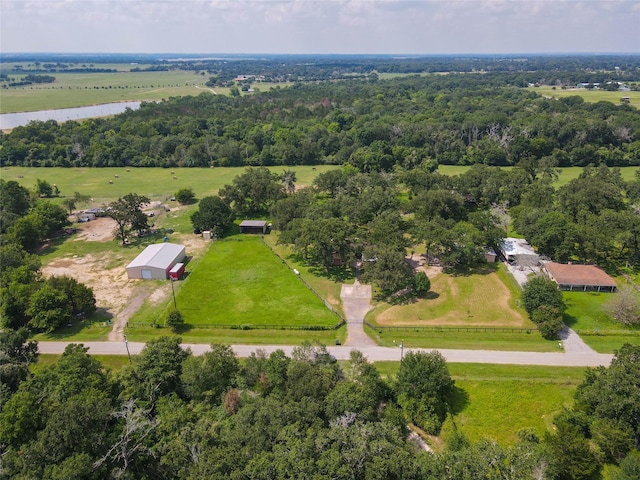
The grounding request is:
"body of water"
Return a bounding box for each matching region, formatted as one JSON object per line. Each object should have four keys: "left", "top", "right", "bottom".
{"left": 0, "top": 101, "right": 142, "bottom": 129}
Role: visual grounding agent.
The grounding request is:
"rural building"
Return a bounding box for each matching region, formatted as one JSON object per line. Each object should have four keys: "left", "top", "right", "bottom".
{"left": 484, "top": 247, "right": 498, "bottom": 263}
{"left": 169, "top": 263, "right": 185, "bottom": 280}
{"left": 239, "top": 220, "right": 268, "bottom": 234}
{"left": 126, "top": 243, "right": 186, "bottom": 280}
{"left": 499, "top": 238, "right": 540, "bottom": 267}
{"left": 543, "top": 262, "right": 617, "bottom": 292}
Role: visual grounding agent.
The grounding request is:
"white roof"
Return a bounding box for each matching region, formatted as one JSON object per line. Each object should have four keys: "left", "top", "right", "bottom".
{"left": 500, "top": 238, "right": 535, "bottom": 256}
{"left": 127, "top": 243, "right": 185, "bottom": 270}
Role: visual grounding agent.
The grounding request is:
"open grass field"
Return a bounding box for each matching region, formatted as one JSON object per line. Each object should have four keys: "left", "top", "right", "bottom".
{"left": 129, "top": 235, "right": 341, "bottom": 329}
{"left": 529, "top": 85, "right": 640, "bottom": 109}
{"left": 0, "top": 65, "right": 284, "bottom": 113}
{"left": 0, "top": 165, "right": 337, "bottom": 211}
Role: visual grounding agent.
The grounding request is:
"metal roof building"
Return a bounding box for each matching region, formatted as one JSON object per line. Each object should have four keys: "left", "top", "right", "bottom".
{"left": 239, "top": 220, "right": 268, "bottom": 234}
{"left": 126, "top": 243, "right": 186, "bottom": 280}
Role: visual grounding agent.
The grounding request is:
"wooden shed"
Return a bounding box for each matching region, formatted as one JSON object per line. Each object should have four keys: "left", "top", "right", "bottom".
{"left": 126, "top": 243, "right": 186, "bottom": 280}
{"left": 543, "top": 262, "right": 617, "bottom": 292}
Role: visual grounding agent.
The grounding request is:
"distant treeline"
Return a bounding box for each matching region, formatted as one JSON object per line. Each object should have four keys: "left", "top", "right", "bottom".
{"left": 1, "top": 74, "right": 639, "bottom": 169}
{"left": 2, "top": 73, "right": 56, "bottom": 87}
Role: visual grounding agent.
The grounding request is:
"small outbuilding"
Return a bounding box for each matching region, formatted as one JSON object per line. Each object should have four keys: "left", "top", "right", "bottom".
{"left": 543, "top": 262, "right": 617, "bottom": 292}
{"left": 239, "top": 220, "right": 268, "bottom": 234}
{"left": 499, "top": 238, "right": 540, "bottom": 267}
{"left": 126, "top": 243, "right": 186, "bottom": 280}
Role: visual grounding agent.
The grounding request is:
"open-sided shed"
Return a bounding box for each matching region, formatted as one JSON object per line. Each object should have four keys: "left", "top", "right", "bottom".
{"left": 126, "top": 243, "right": 186, "bottom": 280}
{"left": 543, "top": 262, "right": 617, "bottom": 292}
{"left": 239, "top": 220, "right": 268, "bottom": 234}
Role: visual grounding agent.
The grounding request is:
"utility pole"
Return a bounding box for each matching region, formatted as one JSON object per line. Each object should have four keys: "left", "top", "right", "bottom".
{"left": 124, "top": 334, "right": 132, "bottom": 364}
{"left": 170, "top": 278, "right": 177, "bottom": 309}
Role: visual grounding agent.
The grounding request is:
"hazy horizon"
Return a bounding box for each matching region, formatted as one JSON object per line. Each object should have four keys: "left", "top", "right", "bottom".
{"left": 2, "top": 1, "right": 639, "bottom": 56}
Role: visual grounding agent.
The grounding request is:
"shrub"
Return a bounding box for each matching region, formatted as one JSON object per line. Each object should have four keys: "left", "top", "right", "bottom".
{"left": 414, "top": 271, "right": 431, "bottom": 295}
{"left": 174, "top": 188, "right": 195, "bottom": 205}
{"left": 166, "top": 310, "right": 184, "bottom": 332}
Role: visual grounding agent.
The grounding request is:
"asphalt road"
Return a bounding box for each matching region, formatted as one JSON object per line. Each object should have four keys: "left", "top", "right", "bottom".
{"left": 37, "top": 341, "right": 614, "bottom": 367}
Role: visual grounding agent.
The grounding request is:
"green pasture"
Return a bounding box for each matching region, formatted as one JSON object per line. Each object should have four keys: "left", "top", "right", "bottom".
{"left": 529, "top": 85, "right": 640, "bottom": 109}
{"left": 0, "top": 165, "right": 337, "bottom": 209}
{"left": 128, "top": 234, "right": 341, "bottom": 329}
{"left": 0, "top": 64, "right": 285, "bottom": 113}
{"left": 563, "top": 290, "right": 640, "bottom": 353}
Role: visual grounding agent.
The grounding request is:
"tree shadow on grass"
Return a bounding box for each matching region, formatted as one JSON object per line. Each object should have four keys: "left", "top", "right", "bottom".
{"left": 448, "top": 385, "right": 470, "bottom": 416}
{"left": 449, "top": 263, "right": 499, "bottom": 278}
{"left": 44, "top": 308, "right": 113, "bottom": 339}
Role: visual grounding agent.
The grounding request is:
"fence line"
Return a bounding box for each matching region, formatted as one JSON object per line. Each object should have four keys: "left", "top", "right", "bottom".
{"left": 364, "top": 321, "right": 535, "bottom": 334}
{"left": 127, "top": 321, "right": 344, "bottom": 330}
{"left": 260, "top": 237, "right": 347, "bottom": 324}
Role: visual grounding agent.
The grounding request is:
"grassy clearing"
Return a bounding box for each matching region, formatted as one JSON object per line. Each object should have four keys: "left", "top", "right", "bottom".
{"left": 129, "top": 235, "right": 340, "bottom": 329}
{"left": 374, "top": 361, "right": 585, "bottom": 445}
{"left": 529, "top": 85, "right": 640, "bottom": 110}
{"left": 563, "top": 291, "right": 640, "bottom": 353}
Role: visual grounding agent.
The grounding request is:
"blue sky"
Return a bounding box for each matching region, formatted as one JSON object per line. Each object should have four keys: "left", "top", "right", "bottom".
{"left": 2, "top": 0, "right": 639, "bottom": 54}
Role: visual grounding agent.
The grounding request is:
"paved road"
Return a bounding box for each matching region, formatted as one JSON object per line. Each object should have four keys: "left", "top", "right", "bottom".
{"left": 37, "top": 341, "right": 614, "bottom": 367}
{"left": 340, "top": 281, "right": 377, "bottom": 347}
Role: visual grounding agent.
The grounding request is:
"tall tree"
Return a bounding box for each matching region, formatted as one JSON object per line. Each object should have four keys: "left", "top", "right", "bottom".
{"left": 107, "top": 193, "right": 150, "bottom": 245}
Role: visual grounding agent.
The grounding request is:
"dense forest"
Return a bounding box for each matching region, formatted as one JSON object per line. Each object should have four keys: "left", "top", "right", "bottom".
{"left": 1, "top": 334, "right": 639, "bottom": 479}
{"left": 1, "top": 73, "right": 640, "bottom": 169}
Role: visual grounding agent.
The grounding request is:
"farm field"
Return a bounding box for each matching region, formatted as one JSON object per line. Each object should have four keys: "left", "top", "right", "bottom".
{"left": 0, "top": 67, "right": 284, "bottom": 113}
{"left": 529, "top": 85, "right": 640, "bottom": 109}
{"left": 0, "top": 165, "right": 338, "bottom": 209}
{"left": 4, "top": 166, "right": 640, "bottom": 209}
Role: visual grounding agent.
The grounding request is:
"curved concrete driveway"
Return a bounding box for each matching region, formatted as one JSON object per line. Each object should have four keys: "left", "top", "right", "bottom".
{"left": 37, "top": 341, "right": 613, "bottom": 367}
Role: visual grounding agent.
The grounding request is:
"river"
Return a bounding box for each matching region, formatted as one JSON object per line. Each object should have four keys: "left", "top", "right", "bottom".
{"left": 0, "top": 101, "right": 142, "bottom": 129}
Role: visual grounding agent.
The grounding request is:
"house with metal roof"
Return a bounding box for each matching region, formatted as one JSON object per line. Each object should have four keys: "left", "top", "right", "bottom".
{"left": 126, "top": 243, "right": 186, "bottom": 280}
{"left": 239, "top": 220, "right": 269, "bottom": 234}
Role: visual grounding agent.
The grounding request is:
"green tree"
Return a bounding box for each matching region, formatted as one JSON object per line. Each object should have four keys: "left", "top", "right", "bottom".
{"left": 414, "top": 271, "right": 431, "bottom": 295}
{"left": 521, "top": 275, "right": 565, "bottom": 317}
{"left": 396, "top": 351, "right": 454, "bottom": 435}
{"left": 361, "top": 245, "right": 414, "bottom": 295}
{"left": 61, "top": 191, "right": 91, "bottom": 216}
{"left": 35, "top": 178, "right": 53, "bottom": 197}
{"left": 181, "top": 344, "right": 239, "bottom": 404}
{"left": 108, "top": 193, "right": 150, "bottom": 245}
{"left": 174, "top": 187, "right": 196, "bottom": 205}
{"left": 166, "top": 309, "right": 184, "bottom": 332}
{"left": 0, "top": 179, "right": 32, "bottom": 233}
{"left": 190, "top": 195, "right": 235, "bottom": 236}
{"left": 532, "top": 305, "right": 565, "bottom": 340}
{"left": 26, "top": 284, "right": 71, "bottom": 332}
{"left": 218, "top": 167, "right": 286, "bottom": 217}
{"left": 611, "top": 451, "right": 640, "bottom": 480}
{"left": 0, "top": 327, "right": 38, "bottom": 403}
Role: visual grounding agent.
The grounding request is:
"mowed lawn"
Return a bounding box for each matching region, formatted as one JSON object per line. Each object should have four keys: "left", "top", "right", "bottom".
{"left": 371, "top": 264, "right": 530, "bottom": 328}
{"left": 563, "top": 291, "right": 640, "bottom": 353}
{"left": 173, "top": 235, "right": 340, "bottom": 328}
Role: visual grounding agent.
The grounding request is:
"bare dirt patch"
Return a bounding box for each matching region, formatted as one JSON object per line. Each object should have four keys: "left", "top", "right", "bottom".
{"left": 43, "top": 216, "right": 212, "bottom": 341}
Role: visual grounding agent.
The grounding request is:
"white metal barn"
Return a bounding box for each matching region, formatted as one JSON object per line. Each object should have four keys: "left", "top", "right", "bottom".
{"left": 126, "top": 243, "right": 186, "bottom": 280}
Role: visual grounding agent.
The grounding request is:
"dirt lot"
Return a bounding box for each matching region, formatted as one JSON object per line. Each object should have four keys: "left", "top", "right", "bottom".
{"left": 42, "top": 215, "right": 209, "bottom": 341}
